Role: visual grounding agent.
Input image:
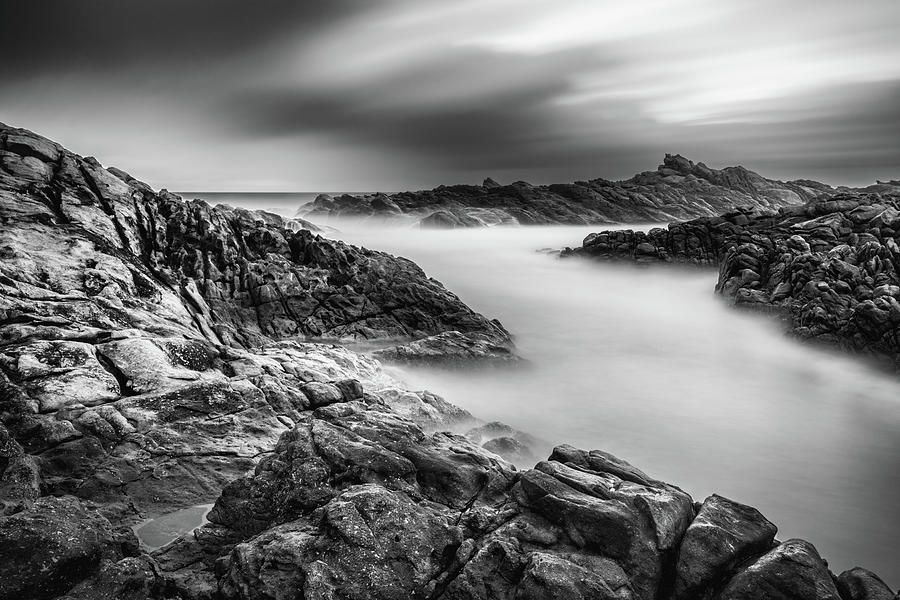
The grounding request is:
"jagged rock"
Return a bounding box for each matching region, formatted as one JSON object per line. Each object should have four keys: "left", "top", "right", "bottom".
{"left": 466, "top": 421, "right": 543, "bottom": 465}
{"left": 0, "top": 122, "right": 515, "bottom": 527}
{"left": 95, "top": 336, "right": 218, "bottom": 394}
{"left": 835, "top": 567, "right": 896, "bottom": 600}
{"left": 566, "top": 192, "right": 900, "bottom": 368}
{"left": 673, "top": 494, "right": 777, "bottom": 599}
{"left": 1, "top": 340, "right": 121, "bottom": 412}
{"left": 376, "top": 387, "right": 475, "bottom": 430}
{"left": 373, "top": 330, "right": 519, "bottom": 365}
{"left": 515, "top": 552, "right": 633, "bottom": 599}
{"left": 714, "top": 539, "right": 842, "bottom": 600}
{"left": 0, "top": 422, "right": 41, "bottom": 514}
{"left": 299, "top": 381, "right": 346, "bottom": 407}
{"left": 222, "top": 484, "right": 464, "bottom": 599}
{"left": 297, "top": 153, "right": 877, "bottom": 227}
{"left": 151, "top": 535, "right": 220, "bottom": 598}
{"left": 0, "top": 495, "right": 136, "bottom": 600}
{"left": 518, "top": 457, "right": 694, "bottom": 600}
{"left": 58, "top": 556, "right": 161, "bottom": 600}
{"left": 482, "top": 436, "right": 534, "bottom": 465}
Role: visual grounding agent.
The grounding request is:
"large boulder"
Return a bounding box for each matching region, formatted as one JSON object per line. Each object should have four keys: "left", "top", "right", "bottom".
{"left": 0, "top": 496, "right": 137, "bottom": 599}
{"left": 835, "top": 567, "right": 896, "bottom": 600}
{"left": 673, "top": 494, "right": 777, "bottom": 599}
{"left": 713, "top": 539, "right": 842, "bottom": 600}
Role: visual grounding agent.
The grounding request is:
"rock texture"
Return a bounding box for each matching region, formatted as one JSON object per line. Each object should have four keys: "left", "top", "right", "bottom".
{"left": 296, "top": 154, "right": 867, "bottom": 228}
{"left": 1, "top": 123, "right": 896, "bottom": 599}
{"left": 565, "top": 192, "right": 900, "bottom": 369}
{"left": 149, "top": 420, "right": 893, "bottom": 600}
{"left": 0, "top": 123, "right": 514, "bottom": 595}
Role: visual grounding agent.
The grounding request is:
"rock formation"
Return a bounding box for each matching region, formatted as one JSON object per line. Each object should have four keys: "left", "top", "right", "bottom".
{"left": 564, "top": 192, "right": 900, "bottom": 369}
{"left": 295, "top": 153, "right": 876, "bottom": 228}
{"left": 0, "top": 123, "right": 896, "bottom": 598}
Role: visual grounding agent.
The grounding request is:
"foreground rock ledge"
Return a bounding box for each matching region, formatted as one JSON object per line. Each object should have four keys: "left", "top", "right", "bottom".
{"left": 6, "top": 401, "right": 896, "bottom": 599}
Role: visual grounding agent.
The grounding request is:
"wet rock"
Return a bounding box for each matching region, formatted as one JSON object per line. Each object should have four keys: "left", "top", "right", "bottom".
{"left": 0, "top": 422, "right": 41, "bottom": 515}
{"left": 373, "top": 330, "right": 519, "bottom": 365}
{"left": 516, "top": 552, "right": 633, "bottom": 600}
{"left": 58, "top": 556, "right": 161, "bottom": 600}
{"left": 299, "top": 381, "right": 346, "bottom": 407}
{"left": 0, "top": 122, "right": 517, "bottom": 535}
{"left": 673, "top": 494, "right": 777, "bottom": 599}
{"left": 1, "top": 340, "right": 121, "bottom": 412}
{"left": 517, "top": 454, "right": 694, "bottom": 600}
{"left": 375, "top": 387, "right": 475, "bottom": 430}
{"left": 0, "top": 496, "right": 134, "bottom": 600}
{"left": 714, "top": 539, "right": 842, "bottom": 600}
{"left": 835, "top": 567, "right": 896, "bottom": 600}
{"left": 466, "top": 421, "right": 543, "bottom": 465}
{"left": 221, "top": 484, "right": 463, "bottom": 599}
{"left": 482, "top": 436, "right": 534, "bottom": 465}
{"left": 568, "top": 191, "right": 900, "bottom": 368}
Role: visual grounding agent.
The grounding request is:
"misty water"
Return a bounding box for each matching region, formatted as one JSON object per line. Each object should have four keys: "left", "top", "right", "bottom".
{"left": 326, "top": 221, "right": 900, "bottom": 585}
{"left": 197, "top": 194, "right": 900, "bottom": 585}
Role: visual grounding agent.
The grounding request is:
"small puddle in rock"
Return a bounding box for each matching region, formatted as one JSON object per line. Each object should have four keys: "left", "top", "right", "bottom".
{"left": 132, "top": 503, "right": 215, "bottom": 550}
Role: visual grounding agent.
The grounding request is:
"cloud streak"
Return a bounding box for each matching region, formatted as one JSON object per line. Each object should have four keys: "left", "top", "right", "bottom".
{"left": 1, "top": 0, "right": 898, "bottom": 189}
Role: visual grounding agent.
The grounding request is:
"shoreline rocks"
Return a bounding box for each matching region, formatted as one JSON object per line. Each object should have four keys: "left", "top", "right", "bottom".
{"left": 295, "top": 153, "right": 893, "bottom": 229}
{"left": 565, "top": 192, "right": 900, "bottom": 369}
{"left": 0, "top": 122, "right": 515, "bottom": 525}
{"left": 0, "top": 123, "right": 897, "bottom": 598}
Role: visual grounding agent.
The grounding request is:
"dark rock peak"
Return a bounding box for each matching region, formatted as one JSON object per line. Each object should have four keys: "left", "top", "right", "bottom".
{"left": 662, "top": 152, "right": 697, "bottom": 173}
{"left": 482, "top": 176, "right": 501, "bottom": 188}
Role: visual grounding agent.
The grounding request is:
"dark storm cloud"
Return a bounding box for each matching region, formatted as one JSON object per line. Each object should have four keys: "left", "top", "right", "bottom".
{"left": 228, "top": 48, "right": 596, "bottom": 168}
{"left": 222, "top": 44, "right": 662, "bottom": 183}
{"left": 678, "top": 80, "right": 900, "bottom": 185}
{"left": 0, "top": 1, "right": 367, "bottom": 78}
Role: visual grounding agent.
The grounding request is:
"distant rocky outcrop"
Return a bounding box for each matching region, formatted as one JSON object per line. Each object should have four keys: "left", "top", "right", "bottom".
{"left": 297, "top": 154, "right": 855, "bottom": 228}
{"left": 1, "top": 123, "right": 897, "bottom": 599}
{"left": 564, "top": 191, "right": 900, "bottom": 369}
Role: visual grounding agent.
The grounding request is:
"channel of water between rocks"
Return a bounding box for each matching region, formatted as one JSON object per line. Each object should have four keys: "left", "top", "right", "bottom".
{"left": 146, "top": 203, "right": 898, "bottom": 585}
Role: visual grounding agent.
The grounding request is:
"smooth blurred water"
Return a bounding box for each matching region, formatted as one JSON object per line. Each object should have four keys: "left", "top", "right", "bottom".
{"left": 319, "top": 220, "right": 900, "bottom": 585}
{"left": 133, "top": 503, "right": 214, "bottom": 550}
{"left": 202, "top": 191, "right": 900, "bottom": 585}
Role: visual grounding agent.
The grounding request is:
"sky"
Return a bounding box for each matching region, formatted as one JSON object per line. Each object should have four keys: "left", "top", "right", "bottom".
{"left": 2, "top": 0, "right": 899, "bottom": 191}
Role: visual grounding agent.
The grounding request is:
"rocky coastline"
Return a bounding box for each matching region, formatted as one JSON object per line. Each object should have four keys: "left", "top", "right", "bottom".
{"left": 1, "top": 123, "right": 897, "bottom": 599}
{"left": 294, "top": 153, "right": 894, "bottom": 229}
{"left": 564, "top": 191, "right": 900, "bottom": 370}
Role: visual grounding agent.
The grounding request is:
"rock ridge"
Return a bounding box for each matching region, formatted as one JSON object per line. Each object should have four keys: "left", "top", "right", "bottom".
{"left": 295, "top": 153, "right": 897, "bottom": 229}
